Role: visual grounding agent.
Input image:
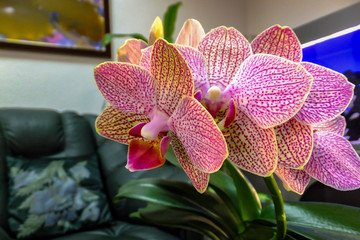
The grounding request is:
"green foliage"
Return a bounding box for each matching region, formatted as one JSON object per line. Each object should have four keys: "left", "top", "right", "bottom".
{"left": 261, "top": 202, "right": 360, "bottom": 240}
{"left": 121, "top": 138, "right": 360, "bottom": 240}
{"left": 115, "top": 178, "right": 242, "bottom": 240}
{"left": 223, "top": 160, "right": 262, "bottom": 221}
{"left": 163, "top": 2, "right": 182, "bottom": 42}
{"left": 101, "top": 33, "right": 148, "bottom": 47}
{"left": 116, "top": 166, "right": 360, "bottom": 239}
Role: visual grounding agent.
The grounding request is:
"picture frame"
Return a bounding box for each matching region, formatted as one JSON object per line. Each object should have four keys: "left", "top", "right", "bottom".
{"left": 0, "top": 0, "right": 111, "bottom": 58}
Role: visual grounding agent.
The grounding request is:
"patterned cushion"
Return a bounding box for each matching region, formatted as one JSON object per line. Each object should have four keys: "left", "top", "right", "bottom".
{"left": 6, "top": 155, "right": 112, "bottom": 239}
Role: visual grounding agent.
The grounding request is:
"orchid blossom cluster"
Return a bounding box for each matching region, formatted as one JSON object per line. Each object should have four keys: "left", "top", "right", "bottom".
{"left": 94, "top": 17, "right": 360, "bottom": 194}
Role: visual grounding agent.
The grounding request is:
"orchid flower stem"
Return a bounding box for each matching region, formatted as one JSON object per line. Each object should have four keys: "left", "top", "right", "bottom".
{"left": 264, "top": 175, "right": 287, "bottom": 240}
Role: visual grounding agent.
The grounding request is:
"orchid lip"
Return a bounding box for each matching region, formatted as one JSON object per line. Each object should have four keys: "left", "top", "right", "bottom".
{"left": 141, "top": 110, "right": 170, "bottom": 140}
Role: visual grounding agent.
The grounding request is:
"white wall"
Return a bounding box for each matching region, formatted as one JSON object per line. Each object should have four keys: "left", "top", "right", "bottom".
{"left": 0, "top": 0, "right": 358, "bottom": 114}
{"left": 244, "top": 0, "right": 360, "bottom": 37}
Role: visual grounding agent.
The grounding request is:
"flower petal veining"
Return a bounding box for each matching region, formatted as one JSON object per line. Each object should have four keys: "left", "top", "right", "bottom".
{"left": 229, "top": 54, "right": 313, "bottom": 128}
{"left": 275, "top": 165, "right": 311, "bottom": 195}
{"left": 304, "top": 132, "right": 360, "bottom": 190}
{"left": 151, "top": 39, "right": 194, "bottom": 117}
{"left": 169, "top": 96, "right": 228, "bottom": 173}
{"left": 251, "top": 24, "right": 302, "bottom": 62}
{"left": 95, "top": 62, "right": 156, "bottom": 115}
{"left": 170, "top": 134, "right": 210, "bottom": 193}
{"left": 117, "top": 39, "right": 148, "bottom": 64}
{"left": 224, "top": 110, "right": 278, "bottom": 176}
{"left": 198, "top": 26, "right": 252, "bottom": 90}
{"left": 275, "top": 118, "right": 313, "bottom": 169}
{"left": 96, "top": 105, "right": 150, "bottom": 144}
{"left": 295, "top": 62, "right": 354, "bottom": 125}
{"left": 176, "top": 18, "right": 205, "bottom": 48}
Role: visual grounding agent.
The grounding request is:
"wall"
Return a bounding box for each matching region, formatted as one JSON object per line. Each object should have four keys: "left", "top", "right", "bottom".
{"left": 244, "top": 0, "right": 360, "bottom": 37}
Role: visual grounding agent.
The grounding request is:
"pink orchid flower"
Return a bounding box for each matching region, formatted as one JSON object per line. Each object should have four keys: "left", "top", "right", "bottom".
{"left": 94, "top": 39, "right": 228, "bottom": 193}
{"left": 251, "top": 25, "right": 359, "bottom": 193}
{"left": 275, "top": 116, "right": 360, "bottom": 194}
{"left": 168, "top": 19, "right": 313, "bottom": 177}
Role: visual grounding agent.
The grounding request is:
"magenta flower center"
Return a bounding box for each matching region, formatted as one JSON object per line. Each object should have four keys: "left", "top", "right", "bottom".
{"left": 204, "top": 86, "right": 232, "bottom": 118}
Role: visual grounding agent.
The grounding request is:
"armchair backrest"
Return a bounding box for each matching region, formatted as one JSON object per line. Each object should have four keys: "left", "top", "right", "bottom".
{"left": 0, "top": 108, "right": 100, "bottom": 230}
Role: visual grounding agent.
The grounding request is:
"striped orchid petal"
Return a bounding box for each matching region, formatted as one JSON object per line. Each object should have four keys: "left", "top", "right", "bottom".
{"left": 127, "top": 138, "right": 166, "bottom": 171}
{"left": 295, "top": 62, "right": 354, "bottom": 125}
{"left": 96, "top": 105, "right": 150, "bottom": 144}
{"left": 151, "top": 39, "right": 194, "bottom": 117}
{"left": 198, "top": 26, "right": 252, "bottom": 90}
{"left": 304, "top": 132, "right": 360, "bottom": 190}
{"left": 95, "top": 62, "right": 156, "bottom": 115}
{"left": 116, "top": 39, "right": 148, "bottom": 64}
{"left": 170, "top": 134, "right": 210, "bottom": 193}
{"left": 225, "top": 111, "right": 278, "bottom": 176}
{"left": 229, "top": 54, "right": 313, "bottom": 128}
{"left": 275, "top": 165, "right": 311, "bottom": 195}
{"left": 169, "top": 96, "right": 228, "bottom": 173}
{"left": 274, "top": 118, "right": 313, "bottom": 169}
{"left": 176, "top": 45, "right": 210, "bottom": 95}
{"left": 251, "top": 25, "right": 302, "bottom": 62}
{"left": 176, "top": 18, "right": 205, "bottom": 48}
{"left": 312, "top": 115, "right": 346, "bottom": 136}
{"left": 139, "top": 46, "right": 152, "bottom": 71}
{"left": 148, "top": 16, "right": 164, "bottom": 46}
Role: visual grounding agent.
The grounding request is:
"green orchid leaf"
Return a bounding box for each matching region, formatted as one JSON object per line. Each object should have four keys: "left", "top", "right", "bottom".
{"left": 134, "top": 203, "right": 231, "bottom": 240}
{"left": 163, "top": 1, "right": 182, "bottom": 42}
{"left": 101, "top": 33, "right": 148, "bottom": 46}
{"left": 261, "top": 202, "right": 360, "bottom": 239}
{"left": 209, "top": 170, "right": 244, "bottom": 229}
{"left": 224, "top": 160, "right": 262, "bottom": 221}
{"left": 115, "top": 178, "right": 240, "bottom": 238}
{"left": 258, "top": 192, "right": 273, "bottom": 204}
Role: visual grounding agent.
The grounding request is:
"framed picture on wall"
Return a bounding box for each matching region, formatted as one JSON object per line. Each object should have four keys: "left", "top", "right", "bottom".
{"left": 0, "top": 0, "right": 111, "bottom": 58}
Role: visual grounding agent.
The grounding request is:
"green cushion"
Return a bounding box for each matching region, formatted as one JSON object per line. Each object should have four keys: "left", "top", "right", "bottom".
{"left": 6, "top": 155, "right": 112, "bottom": 239}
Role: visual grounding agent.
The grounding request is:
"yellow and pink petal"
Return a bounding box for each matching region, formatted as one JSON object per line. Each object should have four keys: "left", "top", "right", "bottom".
{"left": 176, "top": 19, "right": 205, "bottom": 48}
{"left": 176, "top": 45, "right": 210, "bottom": 95}
{"left": 94, "top": 62, "right": 156, "bottom": 115}
{"left": 170, "top": 134, "right": 210, "bottom": 193}
{"left": 151, "top": 39, "right": 194, "bottom": 117}
{"left": 116, "top": 39, "right": 148, "bottom": 64}
{"left": 96, "top": 105, "right": 150, "bottom": 145}
{"left": 274, "top": 118, "right": 313, "bottom": 169}
{"left": 225, "top": 111, "right": 278, "bottom": 176}
{"left": 251, "top": 24, "right": 302, "bottom": 62}
{"left": 169, "top": 96, "right": 228, "bottom": 173}
{"left": 148, "top": 16, "right": 164, "bottom": 46}
{"left": 229, "top": 54, "right": 313, "bottom": 128}
{"left": 304, "top": 132, "right": 360, "bottom": 190}
{"left": 275, "top": 165, "right": 311, "bottom": 195}
{"left": 198, "top": 26, "right": 252, "bottom": 90}
{"left": 295, "top": 63, "right": 354, "bottom": 125}
{"left": 139, "top": 46, "right": 152, "bottom": 71}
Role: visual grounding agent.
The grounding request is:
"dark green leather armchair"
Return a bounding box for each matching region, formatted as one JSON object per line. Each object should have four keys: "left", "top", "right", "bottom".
{"left": 0, "top": 108, "right": 199, "bottom": 240}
